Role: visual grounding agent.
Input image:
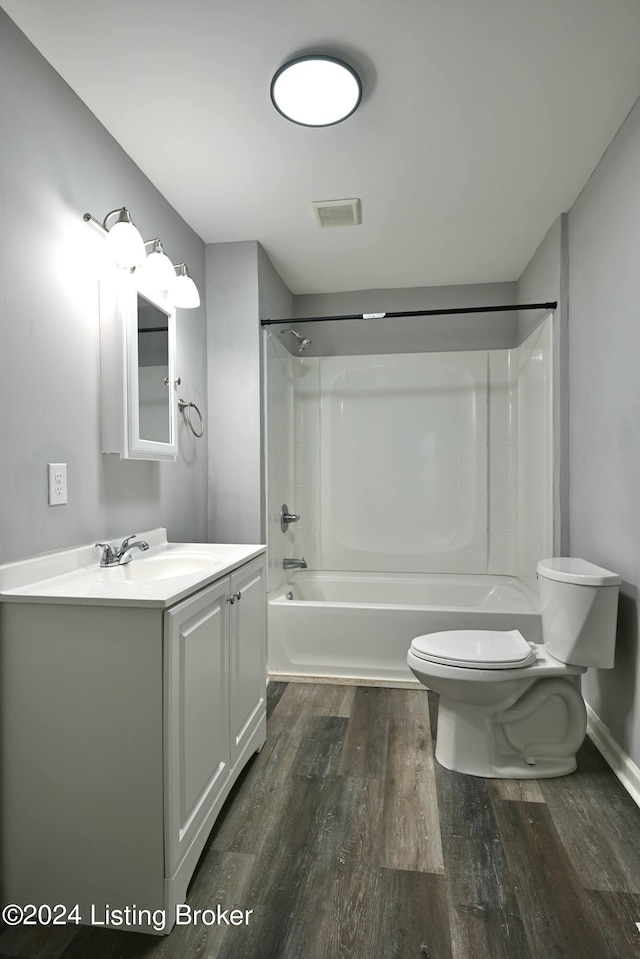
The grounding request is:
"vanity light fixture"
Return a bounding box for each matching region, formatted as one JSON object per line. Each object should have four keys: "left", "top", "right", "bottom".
{"left": 139, "top": 238, "right": 176, "bottom": 291}
{"left": 171, "top": 263, "right": 200, "bottom": 309}
{"left": 83, "top": 207, "right": 146, "bottom": 270}
{"left": 84, "top": 211, "right": 200, "bottom": 307}
{"left": 270, "top": 55, "right": 362, "bottom": 127}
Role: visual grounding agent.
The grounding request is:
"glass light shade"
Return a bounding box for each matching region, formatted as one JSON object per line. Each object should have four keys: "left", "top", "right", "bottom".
{"left": 139, "top": 248, "right": 176, "bottom": 291}
{"left": 171, "top": 267, "right": 200, "bottom": 309}
{"left": 105, "top": 218, "right": 146, "bottom": 269}
{"left": 271, "top": 56, "right": 362, "bottom": 127}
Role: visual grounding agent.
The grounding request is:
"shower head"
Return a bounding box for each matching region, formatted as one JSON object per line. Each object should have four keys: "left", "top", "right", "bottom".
{"left": 278, "top": 328, "right": 312, "bottom": 353}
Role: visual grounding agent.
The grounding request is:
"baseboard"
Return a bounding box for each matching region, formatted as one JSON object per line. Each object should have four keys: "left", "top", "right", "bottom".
{"left": 586, "top": 703, "right": 640, "bottom": 808}
{"left": 267, "top": 671, "right": 420, "bottom": 690}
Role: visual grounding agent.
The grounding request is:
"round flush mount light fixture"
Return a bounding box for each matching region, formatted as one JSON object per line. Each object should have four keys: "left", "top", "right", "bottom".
{"left": 270, "top": 55, "right": 362, "bottom": 127}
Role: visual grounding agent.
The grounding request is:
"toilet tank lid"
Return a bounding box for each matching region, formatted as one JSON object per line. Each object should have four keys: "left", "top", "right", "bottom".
{"left": 537, "top": 558, "right": 621, "bottom": 586}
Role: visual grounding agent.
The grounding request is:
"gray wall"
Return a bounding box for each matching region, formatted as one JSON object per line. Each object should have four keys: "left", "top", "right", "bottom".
{"left": 291, "top": 282, "right": 517, "bottom": 355}
{"left": 206, "top": 242, "right": 262, "bottom": 543}
{"left": 0, "top": 11, "right": 208, "bottom": 564}
{"left": 567, "top": 95, "right": 640, "bottom": 771}
{"left": 205, "top": 240, "right": 292, "bottom": 546}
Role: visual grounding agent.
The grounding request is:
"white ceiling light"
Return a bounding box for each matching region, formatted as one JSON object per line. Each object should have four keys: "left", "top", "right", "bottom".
{"left": 270, "top": 55, "right": 362, "bottom": 127}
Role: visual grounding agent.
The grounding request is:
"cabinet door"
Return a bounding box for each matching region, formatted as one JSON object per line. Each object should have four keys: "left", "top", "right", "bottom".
{"left": 229, "top": 557, "right": 266, "bottom": 766}
{"left": 164, "top": 578, "right": 230, "bottom": 874}
{"left": 99, "top": 272, "right": 178, "bottom": 461}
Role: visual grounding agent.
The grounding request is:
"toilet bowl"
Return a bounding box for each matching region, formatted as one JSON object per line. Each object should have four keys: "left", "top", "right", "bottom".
{"left": 407, "top": 558, "right": 620, "bottom": 778}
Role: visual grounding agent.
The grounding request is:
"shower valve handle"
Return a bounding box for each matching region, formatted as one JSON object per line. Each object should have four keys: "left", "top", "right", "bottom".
{"left": 280, "top": 504, "right": 300, "bottom": 533}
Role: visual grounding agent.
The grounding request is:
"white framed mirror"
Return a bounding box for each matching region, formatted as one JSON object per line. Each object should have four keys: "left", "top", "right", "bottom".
{"left": 99, "top": 268, "right": 178, "bottom": 461}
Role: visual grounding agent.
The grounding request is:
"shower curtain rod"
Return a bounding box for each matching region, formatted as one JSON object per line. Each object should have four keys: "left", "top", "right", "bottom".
{"left": 260, "top": 301, "right": 557, "bottom": 327}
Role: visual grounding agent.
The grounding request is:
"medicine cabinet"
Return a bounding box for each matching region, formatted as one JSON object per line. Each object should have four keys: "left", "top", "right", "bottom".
{"left": 99, "top": 269, "right": 178, "bottom": 461}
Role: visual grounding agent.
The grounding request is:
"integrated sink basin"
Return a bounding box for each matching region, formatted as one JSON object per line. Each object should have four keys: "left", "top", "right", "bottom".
{"left": 0, "top": 529, "right": 266, "bottom": 608}
{"left": 112, "top": 552, "right": 219, "bottom": 582}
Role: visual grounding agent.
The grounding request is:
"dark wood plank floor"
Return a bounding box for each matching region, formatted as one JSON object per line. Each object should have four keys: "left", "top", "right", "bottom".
{"left": 2, "top": 681, "right": 640, "bottom": 958}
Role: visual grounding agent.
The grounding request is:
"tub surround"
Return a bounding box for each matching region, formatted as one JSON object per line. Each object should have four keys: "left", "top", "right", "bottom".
{"left": 314, "top": 352, "right": 489, "bottom": 574}
{"left": 264, "top": 316, "right": 552, "bottom": 687}
{"left": 266, "top": 322, "right": 553, "bottom": 587}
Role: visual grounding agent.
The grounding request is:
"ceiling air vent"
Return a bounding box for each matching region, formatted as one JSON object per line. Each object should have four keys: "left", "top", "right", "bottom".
{"left": 312, "top": 198, "right": 361, "bottom": 228}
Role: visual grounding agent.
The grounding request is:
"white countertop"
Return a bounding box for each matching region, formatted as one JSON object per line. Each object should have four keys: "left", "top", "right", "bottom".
{"left": 0, "top": 529, "right": 265, "bottom": 608}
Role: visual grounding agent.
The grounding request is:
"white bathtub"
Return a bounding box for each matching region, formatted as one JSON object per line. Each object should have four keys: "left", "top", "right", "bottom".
{"left": 267, "top": 570, "right": 541, "bottom": 685}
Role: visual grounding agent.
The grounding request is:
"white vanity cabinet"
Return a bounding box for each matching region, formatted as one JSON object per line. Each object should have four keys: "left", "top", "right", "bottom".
{"left": 164, "top": 556, "right": 266, "bottom": 879}
{"left": 0, "top": 545, "right": 266, "bottom": 935}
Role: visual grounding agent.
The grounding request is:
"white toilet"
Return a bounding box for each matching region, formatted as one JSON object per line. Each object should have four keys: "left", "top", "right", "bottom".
{"left": 407, "top": 558, "right": 620, "bottom": 778}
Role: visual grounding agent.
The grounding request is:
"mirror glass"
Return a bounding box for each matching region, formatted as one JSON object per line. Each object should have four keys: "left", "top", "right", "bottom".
{"left": 137, "top": 293, "right": 171, "bottom": 443}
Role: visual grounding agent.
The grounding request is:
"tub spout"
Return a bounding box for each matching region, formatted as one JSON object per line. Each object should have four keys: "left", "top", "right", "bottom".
{"left": 283, "top": 557, "right": 307, "bottom": 569}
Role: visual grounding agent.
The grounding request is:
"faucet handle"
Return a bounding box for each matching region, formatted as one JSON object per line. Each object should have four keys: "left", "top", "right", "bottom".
{"left": 95, "top": 543, "right": 116, "bottom": 566}
{"left": 119, "top": 534, "right": 138, "bottom": 552}
{"left": 280, "top": 504, "right": 301, "bottom": 532}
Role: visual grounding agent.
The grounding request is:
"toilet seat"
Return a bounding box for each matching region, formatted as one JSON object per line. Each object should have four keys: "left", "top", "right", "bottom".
{"left": 410, "top": 628, "right": 537, "bottom": 669}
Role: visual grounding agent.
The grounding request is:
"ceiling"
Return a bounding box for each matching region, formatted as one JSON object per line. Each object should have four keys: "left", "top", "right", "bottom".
{"left": 4, "top": 0, "right": 640, "bottom": 295}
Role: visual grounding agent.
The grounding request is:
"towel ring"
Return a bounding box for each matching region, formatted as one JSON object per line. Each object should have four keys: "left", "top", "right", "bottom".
{"left": 178, "top": 398, "right": 205, "bottom": 438}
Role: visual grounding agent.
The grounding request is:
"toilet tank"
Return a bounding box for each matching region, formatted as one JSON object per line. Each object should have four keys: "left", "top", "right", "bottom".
{"left": 537, "top": 559, "right": 620, "bottom": 668}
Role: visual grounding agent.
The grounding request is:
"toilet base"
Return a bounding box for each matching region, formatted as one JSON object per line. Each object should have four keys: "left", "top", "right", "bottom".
{"left": 435, "top": 685, "right": 585, "bottom": 779}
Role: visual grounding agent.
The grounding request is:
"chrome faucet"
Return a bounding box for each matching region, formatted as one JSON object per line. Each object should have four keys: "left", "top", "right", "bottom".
{"left": 95, "top": 534, "right": 150, "bottom": 567}
{"left": 118, "top": 539, "right": 151, "bottom": 565}
{"left": 283, "top": 557, "right": 307, "bottom": 570}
